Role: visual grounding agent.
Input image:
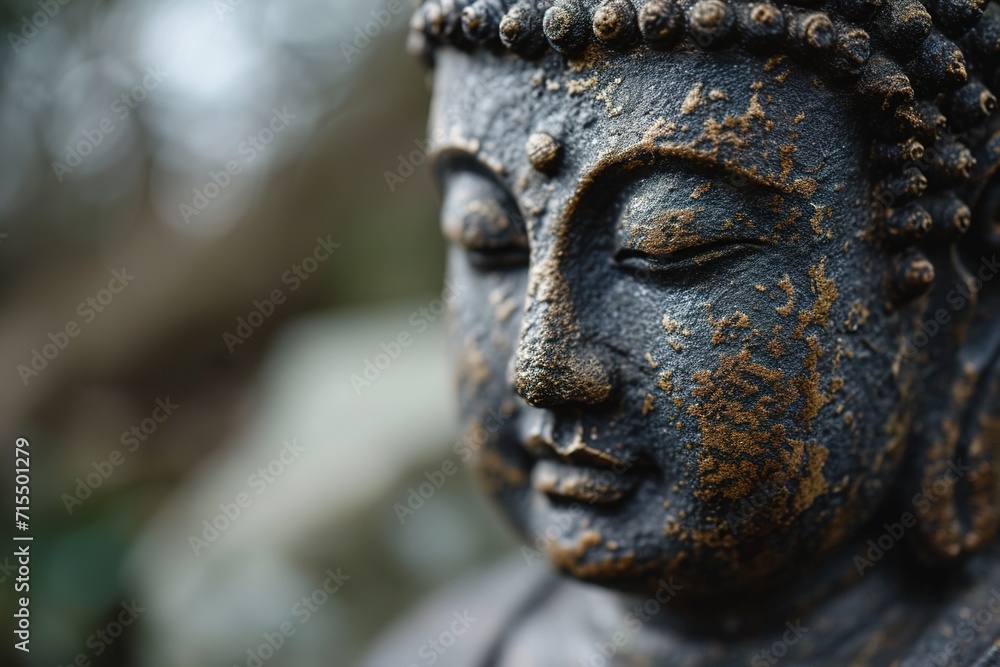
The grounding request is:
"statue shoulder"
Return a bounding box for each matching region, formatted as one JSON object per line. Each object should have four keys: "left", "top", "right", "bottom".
{"left": 360, "top": 553, "right": 559, "bottom": 667}
{"left": 905, "top": 546, "right": 1000, "bottom": 667}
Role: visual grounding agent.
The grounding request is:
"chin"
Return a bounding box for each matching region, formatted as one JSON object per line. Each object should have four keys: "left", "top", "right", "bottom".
{"left": 512, "top": 479, "right": 870, "bottom": 597}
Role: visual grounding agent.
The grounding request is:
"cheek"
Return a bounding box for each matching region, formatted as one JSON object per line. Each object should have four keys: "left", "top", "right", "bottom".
{"left": 646, "top": 257, "right": 891, "bottom": 529}
{"left": 445, "top": 250, "right": 527, "bottom": 409}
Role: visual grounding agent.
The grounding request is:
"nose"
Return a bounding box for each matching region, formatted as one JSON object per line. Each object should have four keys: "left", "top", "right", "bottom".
{"left": 513, "top": 260, "right": 614, "bottom": 408}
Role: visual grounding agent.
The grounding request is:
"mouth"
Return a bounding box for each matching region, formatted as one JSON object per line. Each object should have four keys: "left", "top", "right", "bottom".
{"left": 530, "top": 459, "right": 641, "bottom": 504}
{"left": 521, "top": 420, "right": 643, "bottom": 505}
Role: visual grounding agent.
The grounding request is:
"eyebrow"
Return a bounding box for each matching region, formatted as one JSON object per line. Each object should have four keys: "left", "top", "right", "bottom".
{"left": 559, "top": 142, "right": 798, "bottom": 231}
{"left": 578, "top": 142, "right": 796, "bottom": 198}
{"left": 429, "top": 144, "right": 507, "bottom": 183}
{"left": 429, "top": 141, "right": 796, "bottom": 200}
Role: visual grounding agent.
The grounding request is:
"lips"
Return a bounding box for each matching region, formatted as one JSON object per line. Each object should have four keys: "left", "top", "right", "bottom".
{"left": 531, "top": 459, "right": 640, "bottom": 504}
{"left": 519, "top": 416, "right": 643, "bottom": 504}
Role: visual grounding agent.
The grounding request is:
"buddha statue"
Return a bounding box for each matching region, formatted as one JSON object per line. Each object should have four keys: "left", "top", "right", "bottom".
{"left": 365, "top": 0, "right": 1000, "bottom": 664}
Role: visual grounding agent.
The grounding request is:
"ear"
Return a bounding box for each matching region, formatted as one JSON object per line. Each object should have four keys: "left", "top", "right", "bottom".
{"left": 901, "top": 147, "right": 1000, "bottom": 563}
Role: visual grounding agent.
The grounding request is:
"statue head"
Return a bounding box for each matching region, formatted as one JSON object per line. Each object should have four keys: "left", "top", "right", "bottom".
{"left": 413, "top": 0, "right": 1000, "bottom": 597}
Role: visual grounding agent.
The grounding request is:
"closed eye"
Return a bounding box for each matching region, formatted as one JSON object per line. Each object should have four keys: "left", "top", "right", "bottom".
{"left": 466, "top": 245, "right": 530, "bottom": 271}
{"left": 438, "top": 159, "right": 529, "bottom": 273}
{"left": 615, "top": 239, "right": 767, "bottom": 275}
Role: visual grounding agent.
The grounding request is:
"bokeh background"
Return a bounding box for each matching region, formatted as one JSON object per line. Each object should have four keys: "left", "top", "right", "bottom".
{"left": 0, "top": 0, "right": 518, "bottom": 664}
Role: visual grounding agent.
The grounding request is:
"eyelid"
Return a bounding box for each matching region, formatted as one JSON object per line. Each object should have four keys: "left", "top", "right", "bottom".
{"left": 622, "top": 232, "right": 767, "bottom": 258}
{"left": 440, "top": 170, "right": 528, "bottom": 252}
{"left": 625, "top": 237, "right": 766, "bottom": 259}
{"left": 615, "top": 240, "right": 765, "bottom": 277}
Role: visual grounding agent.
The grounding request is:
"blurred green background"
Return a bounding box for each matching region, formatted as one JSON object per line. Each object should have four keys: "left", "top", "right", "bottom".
{"left": 0, "top": 0, "right": 517, "bottom": 664}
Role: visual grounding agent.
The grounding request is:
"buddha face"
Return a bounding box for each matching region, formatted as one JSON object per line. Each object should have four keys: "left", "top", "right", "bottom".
{"left": 432, "top": 45, "right": 917, "bottom": 594}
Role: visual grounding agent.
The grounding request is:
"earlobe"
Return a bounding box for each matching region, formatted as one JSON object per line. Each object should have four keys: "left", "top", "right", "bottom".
{"left": 902, "top": 246, "right": 1000, "bottom": 563}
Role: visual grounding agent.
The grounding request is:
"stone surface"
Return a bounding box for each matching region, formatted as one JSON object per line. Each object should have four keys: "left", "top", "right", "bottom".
{"left": 371, "top": 0, "right": 1000, "bottom": 664}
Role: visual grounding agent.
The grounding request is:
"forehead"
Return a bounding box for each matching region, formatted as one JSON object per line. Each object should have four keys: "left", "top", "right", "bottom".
{"left": 429, "top": 46, "right": 866, "bottom": 204}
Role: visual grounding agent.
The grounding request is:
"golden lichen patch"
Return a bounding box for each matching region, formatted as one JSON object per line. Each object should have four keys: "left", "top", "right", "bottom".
{"left": 643, "top": 118, "right": 678, "bottom": 142}
{"left": 644, "top": 352, "right": 658, "bottom": 370}
{"left": 565, "top": 76, "right": 598, "bottom": 96}
{"left": 628, "top": 209, "right": 702, "bottom": 256}
{"left": 746, "top": 93, "right": 766, "bottom": 122}
{"left": 681, "top": 83, "right": 705, "bottom": 115}
{"left": 595, "top": 78, "right": 624, "bottom": 117}
{"left": 688, "top": 350, "right": 800, "bottom": 499}
{"left": 775, "top": 207, "right": 801, "bottom": 232}
{"left": 548, "top": 530, "right": 643, "bottom": 579}
{"left": 776, "top": 275, "right": 795, "bottom": 316}
{"left": 663, "top": 516, "right": 682, "bottom": 537}
{"left": 763, "top": 55, "right": 786, "bottom": 72}
{"left": 691, "top": 182, "right": 712, "bottom": 199}
{"left": 696, "top": 92, "right": 770, "bottom": 154}
{"left": 658, "top": 371, "right": 674, "bottom": 394}
{"left": 779, "top": 141, "right": 796, "bottom": 183}
{"left": 687, "top": 349, "right": 831, "bottom": 552}
{"left": 844, "top": 301, "right": 870, "bottom": 332}
{"left": 708, "top": 311, "right": 751, "bottom": 345}
{"left": 793, "top": 178, "right": 819, "bottom": 199}
{"left": 565, "top": 43, "right": 605, "bottom": 73}
{"left": 794, "top": 259, "right": 840, "bottom": 338}
{"left": 809, "top": 204, "right": 832, "bottom": 236}
{"left": 793, "top": 336, "right": 827, "bottom": 428}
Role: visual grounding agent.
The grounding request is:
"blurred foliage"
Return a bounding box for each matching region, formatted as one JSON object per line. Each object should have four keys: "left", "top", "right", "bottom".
{"left": 0, "top": 0, "right": 512, "bottom": 665}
